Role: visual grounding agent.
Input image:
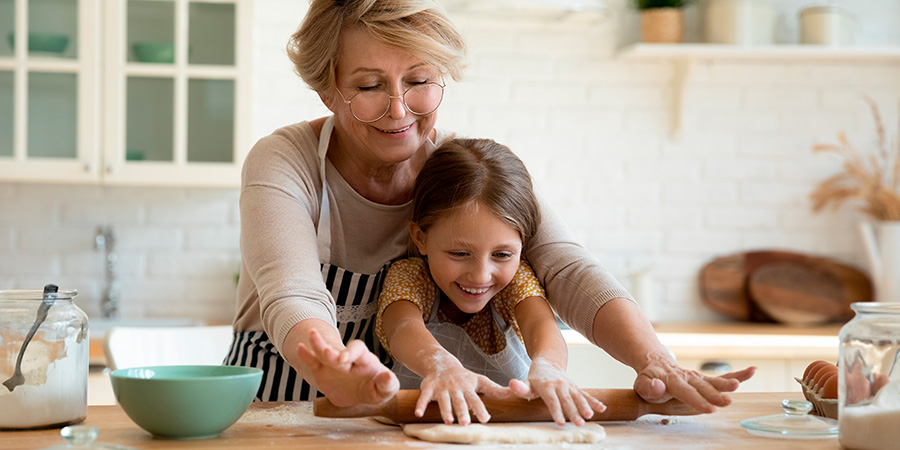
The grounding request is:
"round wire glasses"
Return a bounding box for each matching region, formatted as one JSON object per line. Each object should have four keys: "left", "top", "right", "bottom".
{"left": 336, "top": 81, "right": 445, "bottom": 123}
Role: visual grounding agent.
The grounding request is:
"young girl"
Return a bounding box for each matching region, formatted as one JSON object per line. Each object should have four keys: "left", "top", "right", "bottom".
{"left": 375, "top": 138, "right": 605, "bottom": 426}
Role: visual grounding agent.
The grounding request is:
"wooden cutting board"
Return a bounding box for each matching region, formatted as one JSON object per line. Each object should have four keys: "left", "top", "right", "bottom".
{"left": 699, "top": 250, "right": 872, "bottom": 324}
{"left": 314, "top": 388, "right": 699, "bottom": 423}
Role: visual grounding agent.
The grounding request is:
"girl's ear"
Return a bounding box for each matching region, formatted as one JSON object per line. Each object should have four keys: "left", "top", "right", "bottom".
{"left": 409, "top": 222, "right": 428, "bottom": 256}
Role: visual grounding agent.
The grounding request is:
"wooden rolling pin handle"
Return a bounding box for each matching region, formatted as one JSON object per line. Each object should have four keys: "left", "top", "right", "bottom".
{"left": 314, "top": 388, "right": 700, "bottom": 423}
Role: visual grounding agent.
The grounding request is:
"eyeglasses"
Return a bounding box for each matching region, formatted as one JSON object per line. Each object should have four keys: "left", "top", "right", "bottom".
{"left": 336, "top": 81, "right": 445, "bottom": 123}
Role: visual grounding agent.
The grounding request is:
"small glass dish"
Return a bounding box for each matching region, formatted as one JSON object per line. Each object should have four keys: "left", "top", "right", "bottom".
{"left": 740, "top": 399, "right": 838, "bottom": 439}
{"left": 41, "top": 426, "right": 137, "bottom": 450}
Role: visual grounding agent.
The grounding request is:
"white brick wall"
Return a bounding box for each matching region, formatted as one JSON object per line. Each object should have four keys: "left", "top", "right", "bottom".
{"left": 0, "top": 185, "right": 241, "bottom": 324}
{"left": 2, "top": 0, "right": 898, "bottom": 325}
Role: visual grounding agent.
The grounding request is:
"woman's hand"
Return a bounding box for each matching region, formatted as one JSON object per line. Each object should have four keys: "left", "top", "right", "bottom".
{"left": 296, "top": 328, "right": 399, "bottom": 407}
{"left": 508, "top": 357, "right": 606, "bottom": 426}
{"left": 416, "top": 354, "right": 509, "bottom": 425}
{"left": 633, "top": 352, "right": 756, "bottom": 413}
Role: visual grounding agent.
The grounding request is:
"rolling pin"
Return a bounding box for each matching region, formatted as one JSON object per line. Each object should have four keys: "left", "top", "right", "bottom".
{"left": 313, "top": 388, "right": 700, "bottom": 423}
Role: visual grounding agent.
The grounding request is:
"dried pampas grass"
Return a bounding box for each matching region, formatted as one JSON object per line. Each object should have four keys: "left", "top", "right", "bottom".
{"left": 811, "top": 97, "right": 900, "bottom": 221}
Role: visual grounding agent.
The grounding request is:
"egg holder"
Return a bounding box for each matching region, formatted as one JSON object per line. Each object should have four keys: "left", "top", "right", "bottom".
{"left": 795, "top": 377, "right": 838, "bottom": 419}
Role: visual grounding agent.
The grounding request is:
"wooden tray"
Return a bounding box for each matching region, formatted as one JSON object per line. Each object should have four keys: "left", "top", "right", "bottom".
{"left": 699, "top": 250, "right": 872, "bottom": 324}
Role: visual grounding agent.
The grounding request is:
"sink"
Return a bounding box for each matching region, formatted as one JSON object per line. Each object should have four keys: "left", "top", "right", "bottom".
{"left": 88, "top": 318, "right": 204, "bottom": 339}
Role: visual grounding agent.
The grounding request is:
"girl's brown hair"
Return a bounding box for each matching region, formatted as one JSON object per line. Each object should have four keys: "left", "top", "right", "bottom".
{"left": 287, "top": 0, "right": 466, "bottom": 95}
{"left": 411, "top": 138, "right": 541, "bottom": 255}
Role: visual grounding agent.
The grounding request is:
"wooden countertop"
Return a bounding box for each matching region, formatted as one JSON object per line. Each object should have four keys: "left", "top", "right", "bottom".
{"left": 564, "top": 321, "right": 842, "bottom": 360}
{"left": 90, "top": 322, "right": 844, "bottom": 366}
{"left": 5, "top": 393, "right": 841, "bottom": 449}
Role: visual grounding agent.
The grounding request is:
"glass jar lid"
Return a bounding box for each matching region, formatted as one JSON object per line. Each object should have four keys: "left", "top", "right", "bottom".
{"left": 740, "top": 399, "right": 838, "bottom": 439}
{"left": 0, "top": 288, "right": 78, "bottom": 300}
{"left": 41, "top": 426, "right": 137, "bottom": 450}
{"left": 851, "top": 302, "right": 900, "bottom": 315}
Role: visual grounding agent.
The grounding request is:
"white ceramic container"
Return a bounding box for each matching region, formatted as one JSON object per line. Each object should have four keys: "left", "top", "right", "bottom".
{"left": 703, "top": 0, "right": 777, "bottom": 45}
{"left": 800, "top": 6, "right": 855, "bottom": 45}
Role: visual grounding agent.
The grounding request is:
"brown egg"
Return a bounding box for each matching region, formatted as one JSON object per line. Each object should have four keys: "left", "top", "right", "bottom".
{"left": 821, "top": 373, "right": 838, "bottom": 399}
{"left": 811, "top": 363, "right": 838, "bottom": 389}
{"left": 804, "top": 360, "right": 832, "bottom": 383}
{"left": 872, "top": 373, "right": 891, "bottom": 396}
{"left": 816, "top": 371, "right": 836, "bottom": 392}
{"left": 805, "top": 362, "right": 829, "bottom": 385}
{"left": 845, "top": 359, "right": 872, "bottom": 405}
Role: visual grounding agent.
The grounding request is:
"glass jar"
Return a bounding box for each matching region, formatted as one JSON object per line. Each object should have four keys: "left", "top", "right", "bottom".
{"left": 839, "top": 302, "right": 900, "bottom": 450}
{"left": 0, "top": 287, "right": 89, "bottom": 429}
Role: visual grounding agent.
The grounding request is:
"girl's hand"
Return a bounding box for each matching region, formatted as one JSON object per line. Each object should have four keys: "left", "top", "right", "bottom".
{"left": 633, "top": 352, "right": 756, "bottom": 413}
{"left": 416, "top": 355, "right": 510, "bottom": 425}
{"left": 296, "top": 329, "right": 399, "bottom": 407}
{"left": 509, "top": 358, "right": 606, "bottom": 426}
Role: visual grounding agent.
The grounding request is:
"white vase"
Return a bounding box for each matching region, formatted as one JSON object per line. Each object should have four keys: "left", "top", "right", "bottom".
{"left": 859, "top": 221, "right": 900, "bottom": 302}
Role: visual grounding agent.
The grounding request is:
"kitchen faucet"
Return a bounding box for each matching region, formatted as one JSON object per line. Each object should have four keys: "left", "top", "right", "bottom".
{"left": 94, "top": 226, "right": 120, "bottom": 319}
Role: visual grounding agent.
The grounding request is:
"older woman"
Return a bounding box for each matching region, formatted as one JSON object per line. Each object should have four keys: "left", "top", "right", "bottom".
{"left": 226, "top": 0, "right": 754, "bottom": 417}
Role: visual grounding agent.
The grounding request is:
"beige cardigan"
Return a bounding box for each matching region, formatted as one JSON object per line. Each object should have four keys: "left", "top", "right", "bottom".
{"left": 233, "top": 120, "right": 632, "bottom": 354}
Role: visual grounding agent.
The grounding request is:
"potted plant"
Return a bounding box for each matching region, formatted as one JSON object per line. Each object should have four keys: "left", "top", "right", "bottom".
{"left": 631, "top": 0, "right": 695, "bottom": 43}
{"left": 810, "top": 97, "right": 900, "bottom": 302}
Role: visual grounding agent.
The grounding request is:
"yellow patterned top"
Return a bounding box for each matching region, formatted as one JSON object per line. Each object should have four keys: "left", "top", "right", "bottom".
{"left": 376, "top": 258, "right": 547, "bottom": 355}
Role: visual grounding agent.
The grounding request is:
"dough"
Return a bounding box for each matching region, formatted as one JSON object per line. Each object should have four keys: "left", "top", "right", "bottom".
{"left": 372, "top": 416, "right": 399, "bottom": 426}
{"left": 402, "top": 422, "right": 606, "bottom": 444}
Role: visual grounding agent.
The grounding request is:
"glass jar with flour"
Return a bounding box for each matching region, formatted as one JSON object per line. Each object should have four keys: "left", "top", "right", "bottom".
{"left": 0, "top": 286, "right": 89, "bottom": 429}
{"left": 839, "top": 302, "right": 900, "bottom": 450}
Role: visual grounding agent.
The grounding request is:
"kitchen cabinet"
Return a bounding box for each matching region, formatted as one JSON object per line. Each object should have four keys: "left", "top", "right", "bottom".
{"left": 0, "top": 0, "right": 252, "bottom": 187}
{"left": 564, "top": 322, "right": 841, "bottom": 392}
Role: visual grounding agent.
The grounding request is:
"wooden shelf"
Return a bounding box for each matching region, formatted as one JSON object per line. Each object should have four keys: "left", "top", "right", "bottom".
{"left": 441, "top": 0, "right": 610, "bottom": 25}
{"left": 618, "top": 43, "right": 900, "bottom": 61}
{"left": 615, "top": 43, "right": 900, "bottom": 139}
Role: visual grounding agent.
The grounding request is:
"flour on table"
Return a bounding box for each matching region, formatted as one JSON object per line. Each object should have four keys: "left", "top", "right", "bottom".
{"left": 372, "top": 416, "right": 399, "bottom": 426}
{"left": 402, "top": 422, "right": 606, "bottom": 444}
{"left": 238, "top": 402, "right": 313, "bottom": 426}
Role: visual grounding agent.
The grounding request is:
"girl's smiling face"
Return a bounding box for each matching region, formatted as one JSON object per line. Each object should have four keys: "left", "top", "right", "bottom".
{"left": 410, "top": 201, "right": 523, "bottom": 321}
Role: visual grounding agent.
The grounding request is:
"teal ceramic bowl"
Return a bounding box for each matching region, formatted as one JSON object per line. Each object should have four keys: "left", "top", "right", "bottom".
{"left": 7, "top": 32, "right": 70, "bottom": 53}
{"left": 109, "top": 365, "right": 262, "bottom": 439}
{"left": 132, "top": 42, "right": 174, "bottom": 63}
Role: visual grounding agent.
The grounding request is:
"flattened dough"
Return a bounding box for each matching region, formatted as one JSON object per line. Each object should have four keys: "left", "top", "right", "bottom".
{"left": 402, "top": 422, "right": 606, "bottom": 444}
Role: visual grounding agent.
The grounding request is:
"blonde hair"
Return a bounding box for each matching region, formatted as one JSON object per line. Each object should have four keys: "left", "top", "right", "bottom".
{"left": 411, "top": 138, "right": 541, "bottom": 256}
{"left": 287, "top": 0, "right": 466, "bottom": 94}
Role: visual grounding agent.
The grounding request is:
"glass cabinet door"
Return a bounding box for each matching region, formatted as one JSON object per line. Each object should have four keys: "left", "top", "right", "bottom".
{"left": 188, "top": 2, "right": 234, "bottom": 66}
{"left": 105, "top": 0, "right": 248, "bottom": 187}
{"left": 0, "top": 0, "right": 247, "bottom": 186}
{"left": 28, "top": 0, "right": 78, "bottom": 60}
{"left": 0, "top": 0, "right": 101, "bottom": 183}
{"left": 127, "top": 0, "right": 175, "bottom": 64}
{"left": 0, "top": 70, "right": 12, "bottom": 157}
{"left": 0, "top": 0, "right": 13, "bottom": 59}
{"left": 28, "top": 71, "right": 77, "bottom": 158}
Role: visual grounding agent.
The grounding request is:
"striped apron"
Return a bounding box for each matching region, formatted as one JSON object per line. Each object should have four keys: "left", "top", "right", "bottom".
{"left": 225, "top": 116, "right": 392, "bottom": 401}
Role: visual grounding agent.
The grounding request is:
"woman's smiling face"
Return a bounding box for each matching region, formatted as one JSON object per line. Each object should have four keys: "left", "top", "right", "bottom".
{"left": 411, "top": 201, "right": 523, "bottom": 321}
{"left": 327, "top": 25, "right": 441, "bottom": 167}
